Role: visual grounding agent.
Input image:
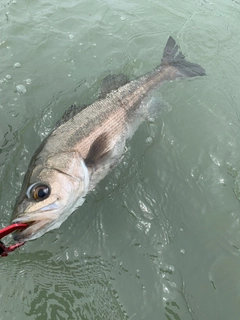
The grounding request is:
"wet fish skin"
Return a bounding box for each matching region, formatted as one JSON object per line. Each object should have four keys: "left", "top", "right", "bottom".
{"left": 11, "top": 37, "right": 206, "bottom": 241}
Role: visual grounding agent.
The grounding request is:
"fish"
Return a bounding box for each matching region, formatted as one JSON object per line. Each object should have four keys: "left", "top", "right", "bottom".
{"left": 11, "top": 37, "right": 206, "bottom": 241}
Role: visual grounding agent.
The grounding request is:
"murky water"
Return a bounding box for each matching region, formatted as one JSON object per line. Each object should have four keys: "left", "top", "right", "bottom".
{"left": 1, "top": 0, "right": 240, "bottom": 319}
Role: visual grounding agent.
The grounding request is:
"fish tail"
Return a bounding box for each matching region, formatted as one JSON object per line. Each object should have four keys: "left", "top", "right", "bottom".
{"left": 161, "top": 36, "right": 206, "bottom": 77}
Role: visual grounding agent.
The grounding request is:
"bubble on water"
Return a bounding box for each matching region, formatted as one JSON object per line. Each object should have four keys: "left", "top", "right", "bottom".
{"left": 218, "top": 178, "right": 225, "bottom": 185}
{"left": 146, "top": 136, "right": 153, "bottom": 144}
{"left": 74, "top": 250, "right": 79, "bottom": 257}
{"left": 14, "top": 62, "right": 21, "bottom": 68}
{"left": 68, "top": 73, "right": 71, "bottom": 77}
{"left": 167, "top": 265, "right": 175, "bottom": 274}
{"left": 79, "top": 43, "right": 83, "bottom": 46}
{"left": 24, "top": 78, "right": 32, "bottom": 85}
{"left": 68, "top": 34, "right": 74, "bottom": 40}
{"left": 15, "top": 84, "right": 26, "bottom": 94}
{"left": 5, "top": 75, "right": 11, "bottom": 80}
{"left": 120, "top": 16, "right": 126, "bottom": 21}
{"left": 180, "top": 249, "right": 185, "bottom": 254}
{"left": 148, "top": 117, "right": 155, "bottom": 124}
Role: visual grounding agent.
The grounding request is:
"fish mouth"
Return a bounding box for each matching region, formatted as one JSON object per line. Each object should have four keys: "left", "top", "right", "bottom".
{"left": 12, "top": 211, "right": 59, "bottom": 241}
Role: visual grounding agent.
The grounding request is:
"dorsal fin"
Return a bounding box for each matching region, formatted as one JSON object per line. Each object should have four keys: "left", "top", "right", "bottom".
{"left": 85, "top": 133, "right": 112, "bottom": 166}
{"left": 55, "top": 73, "right": 128, "bottom": 128}
{"left": 55, "top": 103, "right": 85, "bottom": 128}
{"left": 98, "top": 74, "right": 128, "bottom": 99}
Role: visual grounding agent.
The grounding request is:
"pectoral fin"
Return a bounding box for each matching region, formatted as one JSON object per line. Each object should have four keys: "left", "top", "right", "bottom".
{"left": 85, "top": 133, "right": 113, "bottom": 166}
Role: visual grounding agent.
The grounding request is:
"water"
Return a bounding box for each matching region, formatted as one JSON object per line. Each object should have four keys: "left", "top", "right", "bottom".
{"left": 0, "top": 0, "right": 240, "bottom": 319}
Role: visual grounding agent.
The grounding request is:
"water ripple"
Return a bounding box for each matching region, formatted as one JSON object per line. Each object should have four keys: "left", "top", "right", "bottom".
{"left": 0, "top": 253, "right": 128, "bottom": 320}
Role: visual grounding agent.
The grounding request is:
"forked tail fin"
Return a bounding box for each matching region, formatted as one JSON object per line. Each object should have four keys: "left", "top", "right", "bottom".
{"left": 161, "top": 36, "right": 206, "bottom": 77}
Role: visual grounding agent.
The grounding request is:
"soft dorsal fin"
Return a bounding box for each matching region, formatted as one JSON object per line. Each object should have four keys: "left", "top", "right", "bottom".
{"left": 98, "top": 74, "right": 128, "bottom": 99}
{"left": 85, "top": 133, "right": 112, "bottom": 166}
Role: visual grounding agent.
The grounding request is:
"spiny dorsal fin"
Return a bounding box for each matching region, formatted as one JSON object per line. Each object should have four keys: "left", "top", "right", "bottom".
{"left": 55, "top": 103, "right": 85, "bottom": 128}
{"left": 55, "top": 74, "right": 128, "bottom": 127}
{"left": 98, "top": 74, "right": 128, "bottom": 99}
{"left": 85, "top": 133, "right": 112, "bottom": 166}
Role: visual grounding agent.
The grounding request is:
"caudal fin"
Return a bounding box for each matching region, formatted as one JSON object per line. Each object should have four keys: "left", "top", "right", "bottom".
{"left": 161, "top": 36, "right": 206, "bottom": 77}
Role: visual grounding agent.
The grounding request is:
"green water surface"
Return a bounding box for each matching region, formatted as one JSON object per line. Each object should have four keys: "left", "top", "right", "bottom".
{"left": 0, "top": 0, "right": 240, "bottom": 319}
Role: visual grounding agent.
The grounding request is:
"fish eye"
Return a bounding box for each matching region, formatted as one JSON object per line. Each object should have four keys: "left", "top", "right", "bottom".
{"left": 27, "top": 183, "right": 51, "bottom": 201}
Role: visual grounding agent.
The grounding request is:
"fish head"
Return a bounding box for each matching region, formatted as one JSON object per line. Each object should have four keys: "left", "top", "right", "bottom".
{"left": 11, "top": 152, "right": 89, "bottom": 241}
